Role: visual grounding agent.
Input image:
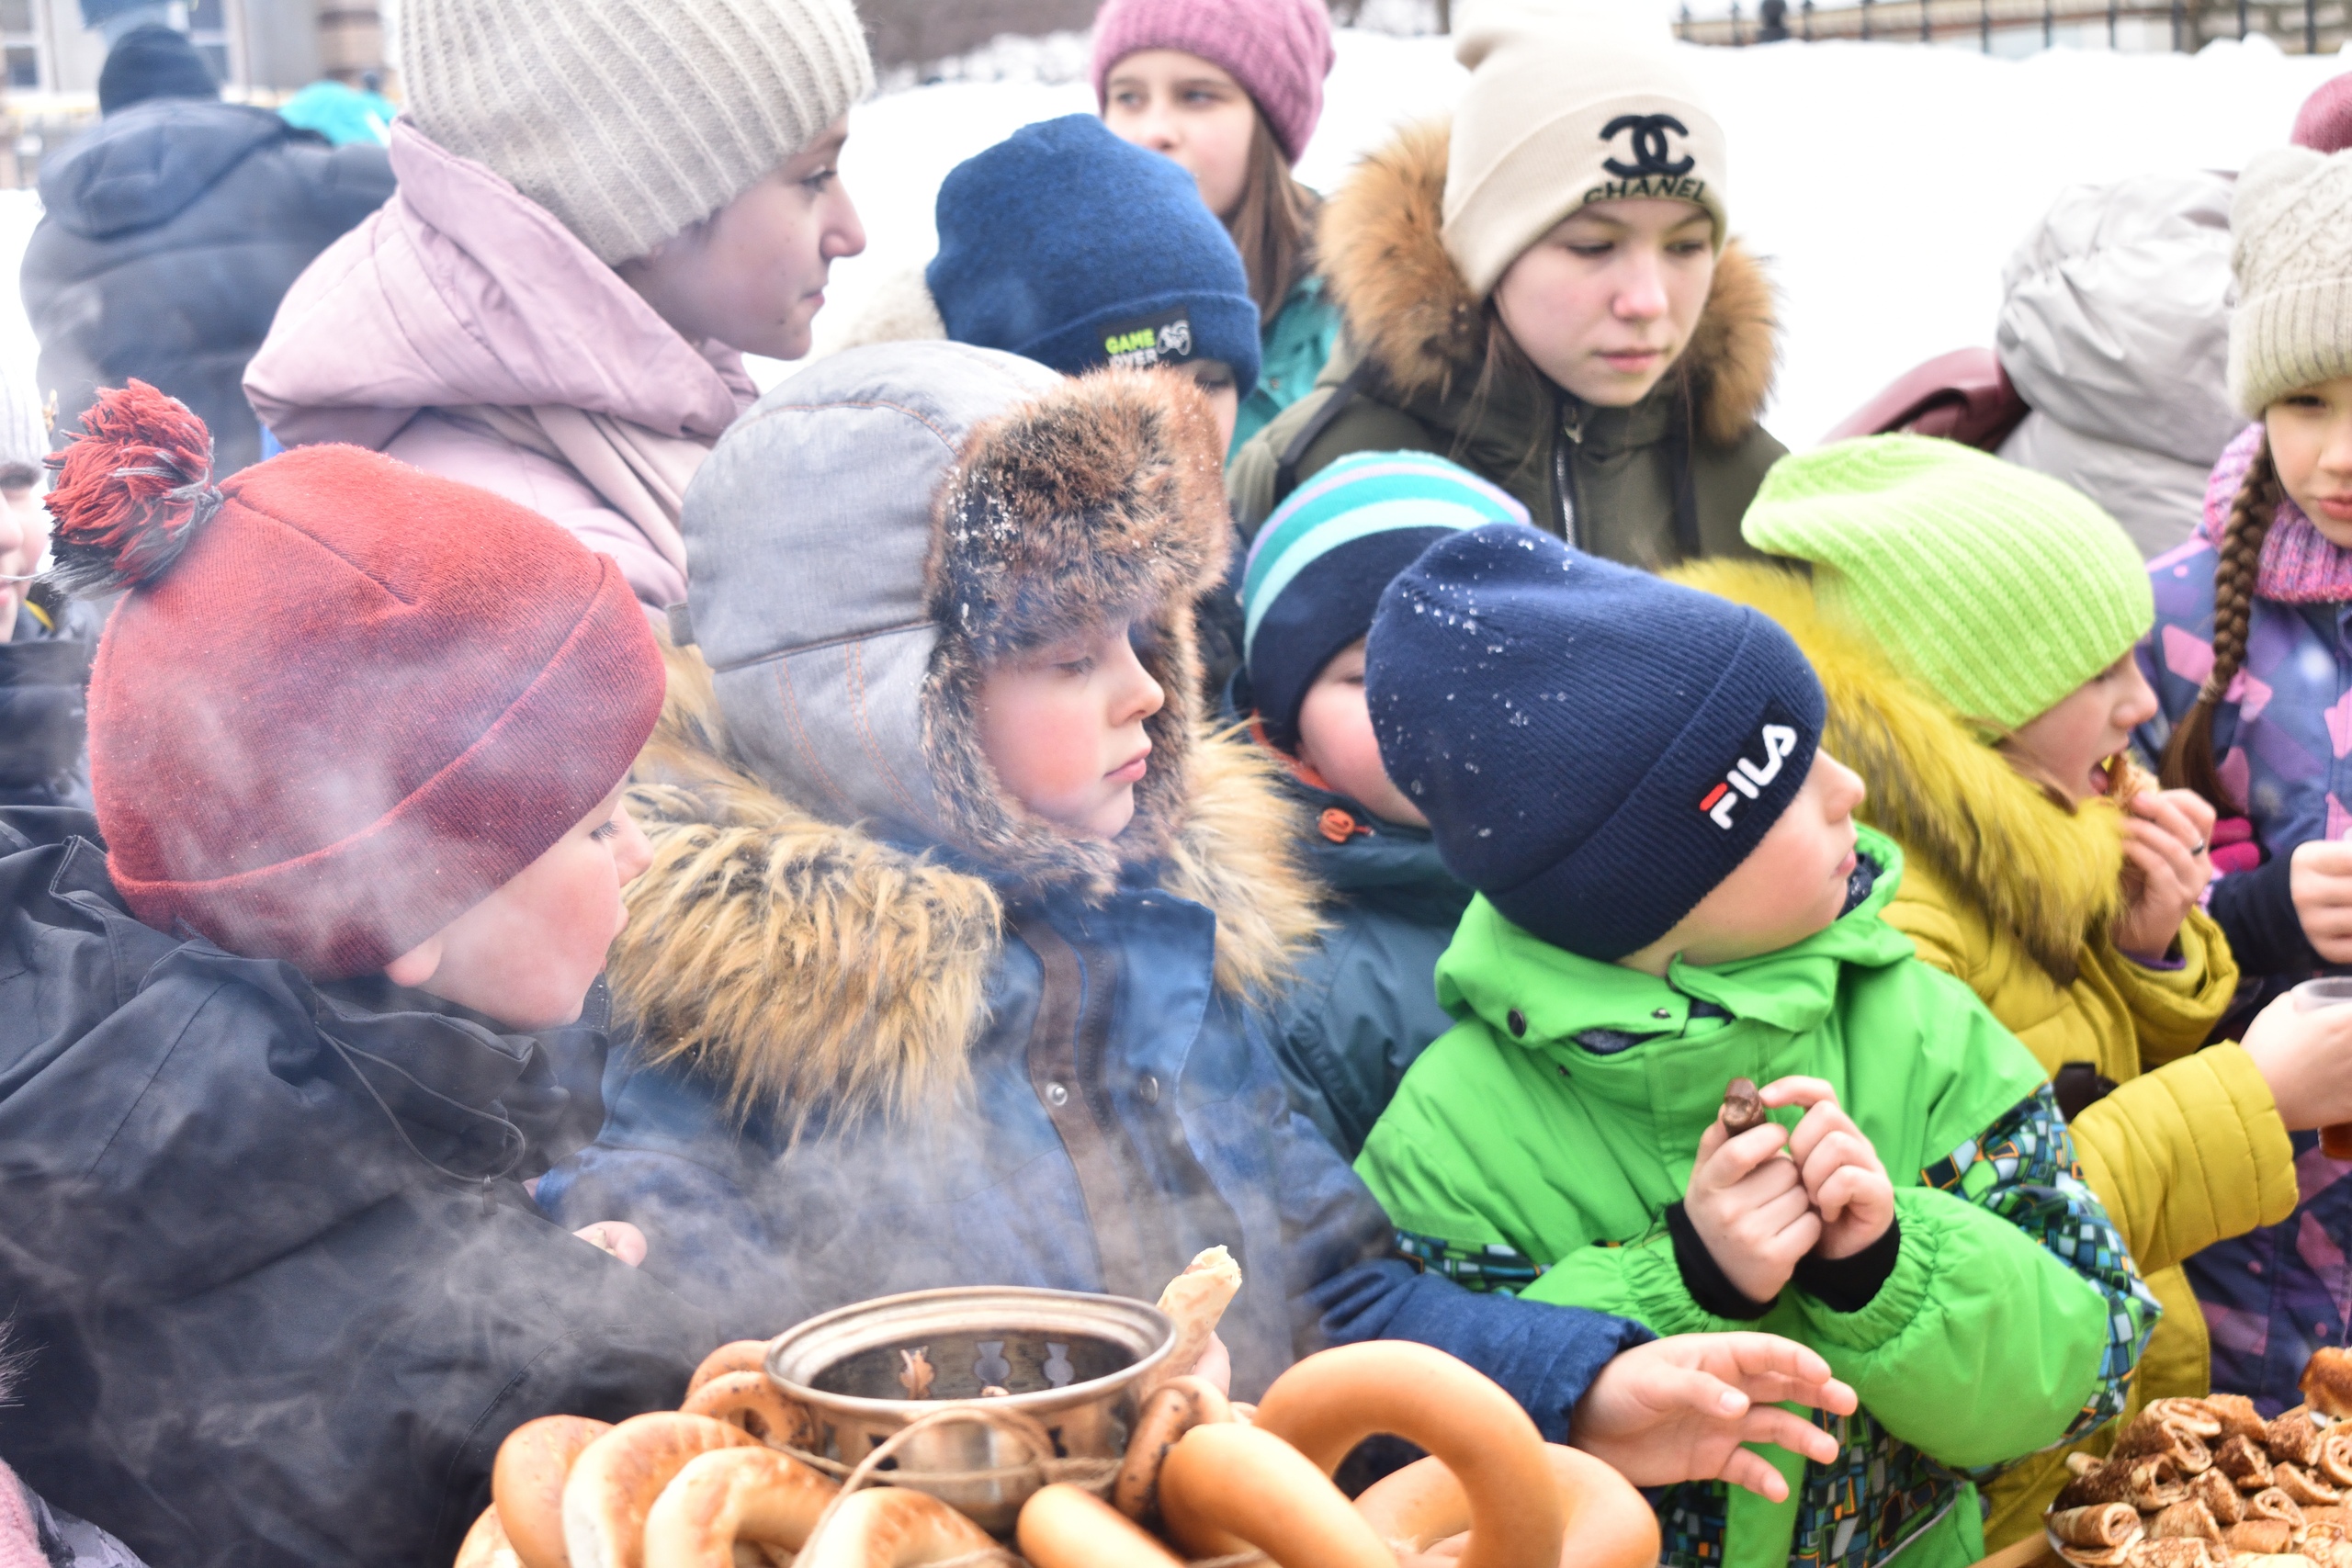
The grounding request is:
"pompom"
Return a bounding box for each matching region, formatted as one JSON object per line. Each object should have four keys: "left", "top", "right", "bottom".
{"left": 41, "top": 379, "right": 223, "bottom": 597}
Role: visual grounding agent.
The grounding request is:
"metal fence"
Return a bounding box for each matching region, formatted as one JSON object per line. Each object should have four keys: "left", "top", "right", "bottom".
{"left": 1676, "top": 0, "right": 2349, "bottom": 51}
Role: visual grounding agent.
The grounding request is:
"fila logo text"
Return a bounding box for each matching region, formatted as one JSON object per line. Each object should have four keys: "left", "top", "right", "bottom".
{"left": 1698, "top": 724, "right": 1800, "bottom": 829}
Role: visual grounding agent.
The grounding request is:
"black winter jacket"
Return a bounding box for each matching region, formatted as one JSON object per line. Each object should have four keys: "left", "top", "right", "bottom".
{"left": 0, "top": 810, "right": 712, "bottom": 1568}
{"left": 21, "top": 100, "right": 393, "bottom": 474}
{"left": 0, "top": 592, "right": 96, "bottom": 810}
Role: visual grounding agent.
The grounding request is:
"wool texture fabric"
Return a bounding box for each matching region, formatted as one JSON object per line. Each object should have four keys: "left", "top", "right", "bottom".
{"left": 1442, "top": 0, "right": 1729, "bottom": 299}
{"left": 928, "top": 115, "right": 1261, "bottom": 396}
{"left": 1365, "top": 523, "right": 1824, "bottom": 961}
{"left": 2229, "top": 145, "right": 2352, "bottom": 417}
{"left": 1089, "top": 0, "right": 1335, "bottom": 164}
{"left": 397, "top": 0, "right": 872, "bottom": 265}
{"left": 1242, "top": 449, "right": 1528, "bottom": 750}
{"left": 2295, "top": 73, "right": 2352, "bottom": 154}
{"left": 1743, "top": 434, "right": 2153, "bottom": 734}
{"left": 97, "top": 24, "right": 216, "bottom": 115}
{"left": 57, "top": 385, "right": 662, "bottom": 979}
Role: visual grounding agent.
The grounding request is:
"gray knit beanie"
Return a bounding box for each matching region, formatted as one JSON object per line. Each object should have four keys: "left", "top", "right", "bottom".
{"left": 2230, "top": 144, "right": 2352, "bottom": 416}
{"left": 399, "top": 0, "right": 875, "bottom": 265}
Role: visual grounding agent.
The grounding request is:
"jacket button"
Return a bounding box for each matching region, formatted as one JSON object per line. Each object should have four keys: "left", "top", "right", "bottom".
{"left": 1139, "top": 1074, "right": 1161, "bottom": 1105}
{"left": 1045, "top": 1082, "right": 1069, "bottom": 1107}
{"left": 1653, "top": 1008, "right": 1671, "bottom": 1020}
{"left": 1507, "top": 1009, "right": 1527, "bottom": 1038}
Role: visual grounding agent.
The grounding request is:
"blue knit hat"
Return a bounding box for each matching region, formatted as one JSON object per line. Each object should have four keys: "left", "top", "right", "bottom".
{"left": 1366, "top": 525, "right": 1826, "bottom": 961}
{"left": 927, "top": 115, "right": 1261, "bottom": 398}
{"left": 1240, "top": 452, "right": 1528, "bottom": 750}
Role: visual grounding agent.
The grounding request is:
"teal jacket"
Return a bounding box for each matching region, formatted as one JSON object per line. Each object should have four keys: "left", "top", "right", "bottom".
{"left": 1357, "top": 830, "right": 2155, "bottom": 1568}
{"left": 1232, "top": 275, "right": 1340, "bottom": 456}
{"left": 1266, "top": 773, "right": 1474, "bottom": 1158}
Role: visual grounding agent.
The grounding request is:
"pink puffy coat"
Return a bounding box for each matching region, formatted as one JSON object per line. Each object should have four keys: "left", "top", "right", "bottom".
{"left": 244, "top": 122, "right": 758, "bottom": 609}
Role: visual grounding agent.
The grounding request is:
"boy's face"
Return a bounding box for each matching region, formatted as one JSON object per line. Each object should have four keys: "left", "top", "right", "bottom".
{"left": 1293, "top": 637, "right": 1425, "bottom": 828}
{"left": 1170, "top": 359, "right": 1239, "bottom": 451}
{"left": 382, "top": 781, "right": 652, "bottom": 1032}
{"left": 975, "top": 616, "right": 1165, "bottom": 840}
{"left": 1622, "top": 750, "right": 1865, "bottom": 975}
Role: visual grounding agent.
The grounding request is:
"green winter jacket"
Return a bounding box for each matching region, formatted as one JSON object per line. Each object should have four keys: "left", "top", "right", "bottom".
{"left": 1357, "top": 829, "right": 2157, "bottom": 1568}
{"left": 1233, "top": 274, "right": 1340, "bottom": 457}
{"left": 1265, "top": 772, "right": 1474, "bottom": 1158}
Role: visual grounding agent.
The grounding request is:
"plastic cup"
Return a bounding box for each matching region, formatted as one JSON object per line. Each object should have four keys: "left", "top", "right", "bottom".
{"left": 2291, "top": 978, "right": 2352, "bottom": 1160}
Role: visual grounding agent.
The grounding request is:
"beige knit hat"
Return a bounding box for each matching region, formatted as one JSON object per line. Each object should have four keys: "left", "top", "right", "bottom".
{"left": 399, "top": 0, "right": 875, "bottom": 266}
{"left": 2230, "top": 145, "right": 2352, "bottom": 416}
{"left": 1442, "top": 0, "right": 1729, "bottom": 300}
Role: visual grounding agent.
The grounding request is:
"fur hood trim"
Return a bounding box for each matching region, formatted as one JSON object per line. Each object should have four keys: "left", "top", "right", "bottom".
{"left": 1674, "top": 560, "right": 2130, "bottom": 980}
{"left": 923, "top": 367, "right": 1231, "bottom": 898}
{"left": 1320, "top": 119, "right": 1779, "bottom": 448}
{"left": 609, "top": 645, "right": 1325, "bottom": 1126}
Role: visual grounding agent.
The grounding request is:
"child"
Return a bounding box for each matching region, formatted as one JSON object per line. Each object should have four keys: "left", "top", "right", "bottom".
{"left": 0, "top": 378, "right": 93, "bottom": 811}
{"left": 541, "top": 340, "right": 1863, "bottom": 1494}
{"left": 1357, "top": 524, "right": 2158, "bottom": 1568}
{"left": 1235, "top": 450, "right": 1521, "bottom": 1156}
{"left": 1692, "top": 434, "right": 2352, "bottom": 1543}
{"left": 0, "top": 383, "right": 708, "bottom": 1568}
{"left": 2139, "top": 144, "right": 2352, "bottom": 1412}
{"left": 1092, "top": 0, "right": 1340, "bottom": 450}
{"left": 1227, "top": 0, "right": 1781, "bottom": 568}
{"left": 246, "top": 0, "right": 873, "bottom": 610}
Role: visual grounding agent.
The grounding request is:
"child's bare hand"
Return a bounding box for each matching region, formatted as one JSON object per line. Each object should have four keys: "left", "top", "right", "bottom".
{"left": 1569, "top": 1334, "right": 1856, "bottom": 1498}
{"left": 1686, "top": 1110, "right": 1820, "bottom": 1304}
{"left": 571, "top": 1220, "right": 647, "bottom": 1267}
{"left": 2114, "top": 789, "right": 2214, "bottom": 962}
{"left": 1766, "top": 1078, "right": 1893, "bottom": 1261}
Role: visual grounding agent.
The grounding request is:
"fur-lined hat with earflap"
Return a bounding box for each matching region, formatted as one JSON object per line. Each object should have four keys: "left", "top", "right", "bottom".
{"left": 623, "top": 343, "right": 1322, "bottom": 1125}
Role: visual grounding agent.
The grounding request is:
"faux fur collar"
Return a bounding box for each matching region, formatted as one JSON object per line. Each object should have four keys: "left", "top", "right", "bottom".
{"left": 1674, "top": 560, "right": 2130, "bottom": 980}
{"left": 1319, "top": 119, "right": 1780, "bottom": 450}
{"left": 606, "top": 647, "right": 1326, "bottom": 1128}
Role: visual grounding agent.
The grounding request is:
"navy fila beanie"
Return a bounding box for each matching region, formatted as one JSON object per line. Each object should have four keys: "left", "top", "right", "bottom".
{"left": 1364, "top": 525, "right": 1824, "bottom": 961}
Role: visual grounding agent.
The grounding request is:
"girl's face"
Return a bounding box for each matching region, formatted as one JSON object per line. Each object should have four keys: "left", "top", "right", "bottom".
{"left": 616, "top": 118, "right": 865, "bottom": 361}
{"left": 1491, "top": 199, "right": 1716, "bottom": 409}
{"left": 2267, "top": 376, "right": 2352, "bottom": 549}
{"left": 976, "top": 617, "right": 1167, "bottom": 840}
{"left": 1998, "top": 653, "right": 2158, "bottom": 807}
{"left": 1293, "top": 638, "right": 1425, "bottom": 827}
{"left": 0, "top": 479, "right": 40, "bottom": 633}
{"left": 1100, "top": 49, "right": 1258, "bottom": 220}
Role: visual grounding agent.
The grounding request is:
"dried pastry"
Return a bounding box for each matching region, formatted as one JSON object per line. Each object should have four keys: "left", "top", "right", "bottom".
{"left": 2147, "top": 1500, "right": 2221, "bottom": 1542}
{"left": 2223, "top": 1518, "right": 2296, "bottom": 1554}
{"left": 2279, "top": 1462, "right": 2345, "bottom": 1507}
{"left": 2052, "top": 1503, "right": 2147, "bottom": 1550}
{"left": 2121, "top": 1541, "right": 2217, "bottom": 1568}
{"left": 2114, "top": 1413, "right": 2215, "bottom": 1475}
{"left": 2220, "top": 1434, "right": 2278, "bottom": 1489}
{"left": 2206, "top": 1392, "right": 2271, "bottom": 1446}
{"left": 2188, "top": 1467, "right": 2244, "bottom": 1526}
{"left": 2305, "top": 1348, "right": 2352, "bottom": 1419}
{"left": 2144, "top": 1399, "right": 2226, "bottom": 1438}
{"left": 2249, "top": 1486, "right": 2309, "bottom": 1528}
{"left": 2274, "top": 1409, "right": 2328, "bottom": 1469}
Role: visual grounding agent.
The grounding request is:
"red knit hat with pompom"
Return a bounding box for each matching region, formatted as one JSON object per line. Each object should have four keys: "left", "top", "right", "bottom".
{"left": 49, "top": 380, "right": 662, "bottom": 979}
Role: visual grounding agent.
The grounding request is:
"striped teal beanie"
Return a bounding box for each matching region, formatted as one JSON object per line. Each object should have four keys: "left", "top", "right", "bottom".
{"left": 1240, "top": 451, "right": 1528, "bottom": 749}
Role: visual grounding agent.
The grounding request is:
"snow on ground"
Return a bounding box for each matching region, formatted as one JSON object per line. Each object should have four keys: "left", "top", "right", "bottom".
{"left": 808, "top": 27, "right": 2352, "bottom": 446}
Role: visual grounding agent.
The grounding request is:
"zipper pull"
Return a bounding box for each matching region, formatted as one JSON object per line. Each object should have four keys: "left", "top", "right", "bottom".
{"left": 1560, "top": 403, "right": 1589, "bottom": 446}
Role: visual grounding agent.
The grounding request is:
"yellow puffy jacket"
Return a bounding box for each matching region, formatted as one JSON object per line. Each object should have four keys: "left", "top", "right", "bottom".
{"left": 1675, "top": 561, "right": 2296, "bottom": 1549}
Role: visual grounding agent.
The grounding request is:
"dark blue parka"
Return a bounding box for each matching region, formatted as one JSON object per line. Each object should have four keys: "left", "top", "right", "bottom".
{"left": 0, "top": 809, "right": 712, "bottom": 1568}
{"left": 0, "top": 592, "right": 96, "bottom": 811}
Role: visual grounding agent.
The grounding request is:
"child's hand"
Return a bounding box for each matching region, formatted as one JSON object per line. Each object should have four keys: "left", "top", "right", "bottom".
{"left": 2114, "top": 788, "right": 2215, "bottom": 962}
{"left": 1767, "top": 1078, "right": 1894, "bottom": 1260}
{"left": 1568, "top": 1334, "right": 1857, "bottom": 1498}
{"left": 571, "top": 1221, "right": 647, "bottom": 1267}
{"left": 2241, "top": 989, "right": 2352, "bottom": 1130}
{"left": 1685, "top": 1110, "right": 1820, "bottom": 1304}
{"left": 2293, "top": 839, "right": 2352, "bottom": 964}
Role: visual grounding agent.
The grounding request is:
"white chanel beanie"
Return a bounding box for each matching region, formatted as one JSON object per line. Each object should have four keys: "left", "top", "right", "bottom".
{"left": 1442, "top": 0, "right": 1729, "bottom": 300}
{"left": 399, "top": 0, "right": 875, "bottom": 266}
{"left": 2230, "top": 144, "right": 2352, "bottom": 417}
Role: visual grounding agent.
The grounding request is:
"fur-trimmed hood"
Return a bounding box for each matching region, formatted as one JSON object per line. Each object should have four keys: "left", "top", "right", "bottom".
{"left": 609, "top": 647, "right": 1324, "bottom": 1126}
{"left": 1319, "top": 119, "right": 1778, "bottom": 450}
{"left": 1675, "top": 559, "right": 2132, "bottom": 979}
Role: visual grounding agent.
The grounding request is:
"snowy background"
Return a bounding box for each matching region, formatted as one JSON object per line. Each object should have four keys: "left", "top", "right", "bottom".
{"left": 818, "top": 26, "right": 2349, "bottom": 447}
{"left": 0, "top": 24, "right": 2344, "bottom": 448}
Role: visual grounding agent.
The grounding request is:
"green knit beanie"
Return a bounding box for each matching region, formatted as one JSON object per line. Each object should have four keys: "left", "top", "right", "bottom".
{"left": 1741, "top": 435, "right": 2154, "bottom": 733}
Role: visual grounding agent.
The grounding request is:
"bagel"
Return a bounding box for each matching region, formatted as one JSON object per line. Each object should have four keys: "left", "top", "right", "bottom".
{"left": 795, "top": 1484, "right": 999, "bottom": 1568}
{"left": 685, "top": 1340, "right": 771, "bottom": 1400}
{"left": 1252, "top": 1342, "right": 1564, "bottom": 1568}
{"left": 678, "top": 1371, "right": 815, "bottom": 1450}
{"left": 492, "top": 1414, "right": 614, "bottom": 1568}
{"left": 1018, "top": 1483, "right": 1186, "bottom": 1568}
{"left": 1157, "top": 1421, "right": 1394, "bottom": 1568}
{"left": 454, "top": 1505, "right": 520, "bottom": 1568}
{"left": 641, "top": 1445, "right": 840, "bottom": 1568}
{"left": 1355, "top": 1445, "right": 1659, "bottom": 1568}
{"left": 1113, "top": 1375, "right": 1232, "bottom": 1523}
{"left": 562, "top": 1412, "right": 761, "bottom": 1568}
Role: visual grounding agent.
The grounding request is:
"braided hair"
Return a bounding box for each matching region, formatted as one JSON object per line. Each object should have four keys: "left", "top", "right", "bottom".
{"left": 2159, "top": 432, "right": 2283, "bottom": 812}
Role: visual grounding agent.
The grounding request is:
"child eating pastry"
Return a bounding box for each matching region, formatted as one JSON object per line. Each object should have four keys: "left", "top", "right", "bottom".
{"left": 1354, "top": 525, "right": 2159, "bottom": 1568}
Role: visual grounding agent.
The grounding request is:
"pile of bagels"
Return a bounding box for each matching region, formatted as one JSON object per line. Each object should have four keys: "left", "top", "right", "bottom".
{"left": 2046, "top": 1348, "right": 2352, "bottom": 1568}
{"left": 452, "top": 1338, "right": 1661, "bottom": 1568}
